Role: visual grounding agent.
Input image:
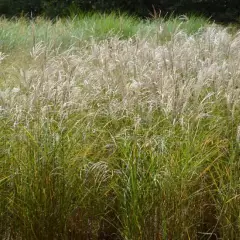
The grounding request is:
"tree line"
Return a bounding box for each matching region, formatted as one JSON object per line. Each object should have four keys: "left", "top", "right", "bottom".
{"left": 0, "top": 0, "right": 239, "bottom": 23}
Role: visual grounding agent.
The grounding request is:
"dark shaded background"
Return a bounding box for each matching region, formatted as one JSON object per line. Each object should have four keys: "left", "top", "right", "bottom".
{"left": 0, "top": 0, "right": 239, "bottom": 23}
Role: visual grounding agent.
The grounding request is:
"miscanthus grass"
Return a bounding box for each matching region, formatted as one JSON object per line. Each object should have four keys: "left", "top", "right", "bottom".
{"left": 0, "top": 15, "right": 240, "bottom": 239}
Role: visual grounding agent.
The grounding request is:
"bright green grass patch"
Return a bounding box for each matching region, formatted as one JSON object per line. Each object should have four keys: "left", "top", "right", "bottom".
{"left": 0, "top": 13, "right": 209, "bottom": 53}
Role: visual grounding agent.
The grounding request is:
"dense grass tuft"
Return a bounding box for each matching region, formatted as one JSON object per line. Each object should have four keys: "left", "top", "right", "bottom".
{"left": 1, "top": 13, "right": 240, "bottom": 239}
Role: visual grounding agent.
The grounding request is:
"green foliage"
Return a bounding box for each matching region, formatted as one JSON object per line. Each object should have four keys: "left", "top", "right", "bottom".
{"left": 0, "top": 14, "right": 209, "bottom": 54}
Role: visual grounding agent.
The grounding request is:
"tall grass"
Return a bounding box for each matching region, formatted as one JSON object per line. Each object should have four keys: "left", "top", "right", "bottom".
{"left": 1, "top": 14, "right": 240, "bottom": 239}
{"left": 0, "top": 13, "right": 209, "bottom": 53}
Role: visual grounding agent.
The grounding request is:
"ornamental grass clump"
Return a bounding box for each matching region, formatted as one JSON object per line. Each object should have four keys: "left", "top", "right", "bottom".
{"left": 0, "top": 18, "right": 240, "bottom": 239}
